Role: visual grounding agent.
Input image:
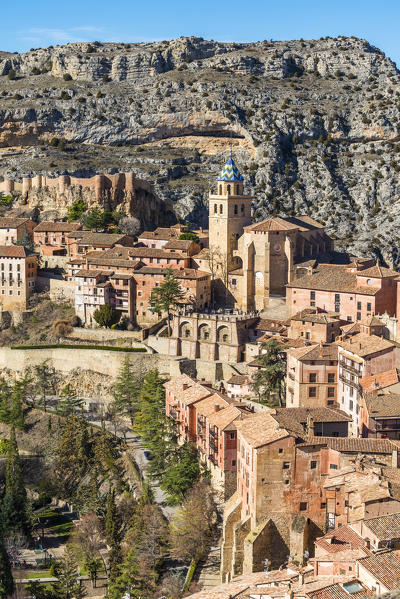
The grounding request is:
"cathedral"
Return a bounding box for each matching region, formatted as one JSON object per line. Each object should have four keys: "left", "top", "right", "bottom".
{"left": 201, "top": 155, "right": 334, "bottom": 312}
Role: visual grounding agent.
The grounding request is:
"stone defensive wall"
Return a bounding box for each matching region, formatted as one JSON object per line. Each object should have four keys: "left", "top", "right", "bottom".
{"left": 0, "top": 172, "right": 152, "bottom": 200}
{"left": 0, "top": 346, "right": 171, "bottom": 379}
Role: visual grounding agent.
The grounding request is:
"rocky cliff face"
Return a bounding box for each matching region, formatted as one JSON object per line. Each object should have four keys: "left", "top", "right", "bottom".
{"left": 1, "top": 36, "right": 400, "bottom": 264}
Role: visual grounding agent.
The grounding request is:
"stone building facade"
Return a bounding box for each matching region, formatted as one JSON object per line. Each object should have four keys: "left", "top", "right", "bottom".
{"left": 168, "top": 311, "right": 259, "bottom": 362}
{"left": 0, "top": 246, "right": 37, "bottom": 311}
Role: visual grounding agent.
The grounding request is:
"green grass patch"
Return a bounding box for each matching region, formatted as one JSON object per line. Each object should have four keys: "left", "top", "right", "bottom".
{"left": 26, "top": 571, "right": 51, "bottom": 579}
{"left": 36, "top": 508, "right": 73, "bottom": 537}
{"left": 11, "top": 344, "right": 146, "bottom": 352}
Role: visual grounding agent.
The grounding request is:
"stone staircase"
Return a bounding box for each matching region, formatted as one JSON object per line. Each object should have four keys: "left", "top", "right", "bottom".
{"left": 196, "top": 545, "right": 222, "bottom": 590}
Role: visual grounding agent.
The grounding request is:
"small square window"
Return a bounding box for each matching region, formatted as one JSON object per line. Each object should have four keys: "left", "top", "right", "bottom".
{"left": 328, "top": 373, "right": 335, "bottom": 383}
{"left": 300, "top": 502, "right": 308, "bottom": 511}
{"left": 278, "top": 448, "right": 283, "bottom": 454}
{"left": 232, "top": 459, "right": 236, "bottom": 467}
{"left": 330, "top": 464, "right": 338, "bottom": 470}
{"left": 283, "top": 462, "right": 290, "bottom": 469}
{"left": 309, "top": 387, "right": 317, "bottom": 398}
{"left": 310, "top": 460, "right": 317, "bottom": 469}
{"left": 309, "top": 373, "right": 317, "bottom": 383}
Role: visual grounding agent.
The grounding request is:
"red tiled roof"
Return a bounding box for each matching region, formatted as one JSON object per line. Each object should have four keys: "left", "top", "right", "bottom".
{"left": 359, "top": 369, "right": 400, "bottom": 393}
{"left": 357, "top": 551, "right": 400, "bottom": 590}
{"left": 0, "top": 246, "right": 34, "bottom": 258}
{"left": 34, "top": 221, "right": 82, "bottom": 232}
{"left": 299, "top": 437, "right": 395, "bottom": 454}
{"left": 362, "top": 512, "right": 400, "bottom": 540}
{"left": 315, "top": 526, "right": 366, "bottom": 554}
{"left": 287, "top": 264, "right": 380, "bottom": 296}
{"left": 0, "top": 217, "right": 32, "bottom": 228}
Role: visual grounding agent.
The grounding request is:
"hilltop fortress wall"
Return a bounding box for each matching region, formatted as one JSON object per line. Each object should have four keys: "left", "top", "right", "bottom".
{"left": 0, "top": 172, "right": 175, "bottom": 228}
{"left": 0, "top": 172, "right": 147, "bottom": 198}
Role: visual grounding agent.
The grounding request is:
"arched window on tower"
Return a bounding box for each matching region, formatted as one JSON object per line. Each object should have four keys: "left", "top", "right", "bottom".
{"left": 214, "top": 203, "right": 218, "bottom": 214}
{"left": 234, "top": 204, "right": 238, "bottom": 215}
{"left": 235, "top": 184, "right": 239, "bottom": 194}
{"left": 227, "top": 184, "right": 231, "bottom": 195}
{"left": 241, "top": 203, "right": 245, "bottom": 213}
{"left": 219, "top": 204, "right": 223, "bottom": 214}
{"left": 219, "top": 185, "right": 222, "bottom": 195}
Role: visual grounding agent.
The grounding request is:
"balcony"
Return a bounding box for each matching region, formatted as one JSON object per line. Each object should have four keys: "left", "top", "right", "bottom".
{"left": 339, "top": 374, "right": 361, "bottom": 393}
{"left": 209, "top": 438, "right": 219, "bottom": 453}
{"left": 208, "top": 454, "right": 217, "bottom": 465}
{"left": 197, "top": 425, "right": 204, "bottom": 437}
{"left": 209, "top": 427, "right": 218, "bottom": 439}
{"left": 339, "top": 359, "right": 362, "bottom": 377}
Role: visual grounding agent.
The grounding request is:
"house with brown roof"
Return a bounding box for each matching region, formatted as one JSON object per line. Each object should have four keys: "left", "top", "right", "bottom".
{"left": 0, "top": 246, "right": 37, "bottom": 311}
{"left": 226, "top": 374, "right": 253, "bottom": 399}
{"left": 286, "top": 343, "right": 338, "bottom": 410}
{"left": 289, "top": 308, "right": 345, "bottom": 344}
{"left": 33, "top": 221, "right": 82, "bottom": 259}
{"left": 356, "top": 550, "right": 400, "bottom": 594}
{"left": 66, "top": 231, "right": 134, "bottom": 258}
{"left": 0, "top": 217, "right": 35, "bottom": 246}
{"left": 337, "top": 332, "right": 400, "bottom": 436}
{"left": 313, "top": 526, "right": 370, "bottom": 577}
{"left": 287, "top": 261, "right": 399, "bottom": 323}
{"left": 351, "top": 513, "right": 400, "bottom": 551}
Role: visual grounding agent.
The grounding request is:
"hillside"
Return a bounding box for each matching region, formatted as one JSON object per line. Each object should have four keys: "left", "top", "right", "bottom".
{"left": 1, "top": 36, "right": 400, "bottom": 264}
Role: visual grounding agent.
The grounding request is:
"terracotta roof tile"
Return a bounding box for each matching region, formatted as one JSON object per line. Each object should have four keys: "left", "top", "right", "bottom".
{"left": 357, "top": 551, "right": 400, "bottom": 590}
{"left": 337, "top": 334, "right": 395, "bottom": 358}
{"left": 291, "top": 309, "right": 341, "bottom": 324}
{"left": 359, "top": 369, "right": 400, "bottom": 393}
{"left": 0, "top": 217, "right": 32, "bottom": 228}
{"left": 362, "top": 513, "right": 400, "bottom": 540}
{"left": 315, "top": 526, "right": 367, "bottom": 554}
{"left": 195, "top": 394, "right": 231, "bottom": 418}
{"left": 208, "top": 404, "right": 251, "bottom": 430}
{"left": 67, "top": 231, "right": 130, "bottom": 245}
{"left": 227, "top": 374, "right": 251, "bottom": 385}
{"left": 365, "top": 393, "right": 400, "bottom": 418}
{"left": 274, "top": 407, "right": 352, "bottom": 424}
{"left": 180, "top": 383, "right": 213, "bottom": 406}
{"left": 75, "top": 269, "right": 111, "bottom": 278}
{"left": 0, "top": 245, "right": 34, "bottom": 258}
{"left": 287, "top": 265, "right": 380, "bottom": 295}
{"left": 34, "top": 221, "right": 82, "bottom": 232}
{"left": 163, "top": 374, "right": 196, "bottom": 396}
{"left": 235, "top": 412, "right": 291, "bottom": 448}
{"left": 357, "top": 265, "right": 399, "bottom": 279}
{"left": 307, "top": 581, "right": 374, "bottom": 599}
{"left": 164, "top": 239, "right": 195, "bottom": 250}
{"left": 245, "top": 216, "right": 299, "bottom": 232}
{"left": 299, "top": 437, "right": 395, "bottom": 453}
{"left": 288, "top": 343, "right": 338, "bottom": 361}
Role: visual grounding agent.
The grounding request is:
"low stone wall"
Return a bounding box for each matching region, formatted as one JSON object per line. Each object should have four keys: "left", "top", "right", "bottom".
{"left": 36, "top": 276, "right": 74, "bottom": 302}
{"left": 0, "top": 347, "right": 171, "bottom": 379}
{"left": 66, "top": 327, "right": 143, "bottom": 347}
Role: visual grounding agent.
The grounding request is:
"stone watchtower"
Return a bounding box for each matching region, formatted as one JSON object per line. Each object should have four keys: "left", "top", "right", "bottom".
{"left": 208, "top": 155, "right": 252, "bottom": 278}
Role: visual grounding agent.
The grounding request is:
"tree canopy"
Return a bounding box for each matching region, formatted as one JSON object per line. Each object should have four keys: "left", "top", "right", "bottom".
{"left": 252, "top": 338, "right": 287, "bottom": 406}
{"left": 93, "top": 304, "right": 120, "bottom": 328}
{"left": 149, "top": 268, "right": 185, "bottom": 336}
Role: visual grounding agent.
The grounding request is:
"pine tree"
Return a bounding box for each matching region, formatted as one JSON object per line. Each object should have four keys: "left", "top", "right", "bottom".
{"left": 52, "top": 545, "right": 86, "bottom": 599}
{"left": 0, "top": 380, "right": 10, "bottom": 424}
{"left": 9, "top": 381, "right": 25, "bottom": 429}
{"left": 252, "top": 338, "right": 287, "bottom": 406}
{"left": 57, "top": 383, "right": 84, "bottom": 417}
{"left": 134, "top": 369, "right": 177, "bottom": 481}
{"left": 56, "top": 413, "right": 90, "bottom": 495}
{"left": 112, "top": 356, "right": 141, "bottom": 424}
{"left": 1, "top": 425, "right": 30, "bottom": 536}
{"left": 14, "top": 224, "right": 34, "bottom": 252}
{"left": 33, "top": 360, "right": 59, "bottom": 412}
{"left": 106, "top": 548, "right": 142, "bottom": 599}
{"left": 160, "top": 443, "right": 202, "bottom": 505}
{"left": 105, "top": 489, "right": 122, "bottom": 583}
{"left": 0, "top": 534, "right": 14, "bottom": 598}
{"left": 149, "top": 267, "right": 185, "bottom": 336}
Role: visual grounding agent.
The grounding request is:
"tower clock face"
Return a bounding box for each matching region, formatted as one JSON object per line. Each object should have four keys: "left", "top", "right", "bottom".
{"left": 274, "top": 244, "right": 281, "bottom": 252}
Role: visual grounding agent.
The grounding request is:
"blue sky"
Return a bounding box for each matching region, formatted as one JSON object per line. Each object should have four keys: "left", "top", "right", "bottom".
{"left": 3, "top": 0, "right": 400, "bottom": 66}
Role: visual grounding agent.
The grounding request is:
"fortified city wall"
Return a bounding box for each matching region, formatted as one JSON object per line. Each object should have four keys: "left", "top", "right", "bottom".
{"left": 0, "top": 171, "right": 175, "bottom": 228}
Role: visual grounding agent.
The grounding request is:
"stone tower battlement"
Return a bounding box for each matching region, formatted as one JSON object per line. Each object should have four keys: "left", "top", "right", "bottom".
{"left": 0, "top": 171, "right": 148, "bottom": 200}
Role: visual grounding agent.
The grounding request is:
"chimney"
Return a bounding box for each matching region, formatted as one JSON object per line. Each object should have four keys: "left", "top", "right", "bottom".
{"left": 299, "top": 572, "right": 305, "bottom": 585}
{"left": 183, "top": 383, "right": 189, "bottom": 391}
{"left": 214, "top": 404, "right": 220, "bottom": 412}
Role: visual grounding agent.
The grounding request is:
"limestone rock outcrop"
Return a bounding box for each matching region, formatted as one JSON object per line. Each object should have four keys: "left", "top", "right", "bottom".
{"left": 1, "top": 36, "right": 400, "bottom": 264}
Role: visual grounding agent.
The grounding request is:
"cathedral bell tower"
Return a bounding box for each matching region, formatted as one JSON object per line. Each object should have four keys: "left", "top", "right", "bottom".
{"left": 208, "top": 154, "right": 252, "bottom": 274}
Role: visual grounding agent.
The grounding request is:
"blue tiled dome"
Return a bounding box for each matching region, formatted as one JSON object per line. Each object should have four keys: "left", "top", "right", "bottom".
{"left": 217, "top": 157, "right": 244, "bottom": 182}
